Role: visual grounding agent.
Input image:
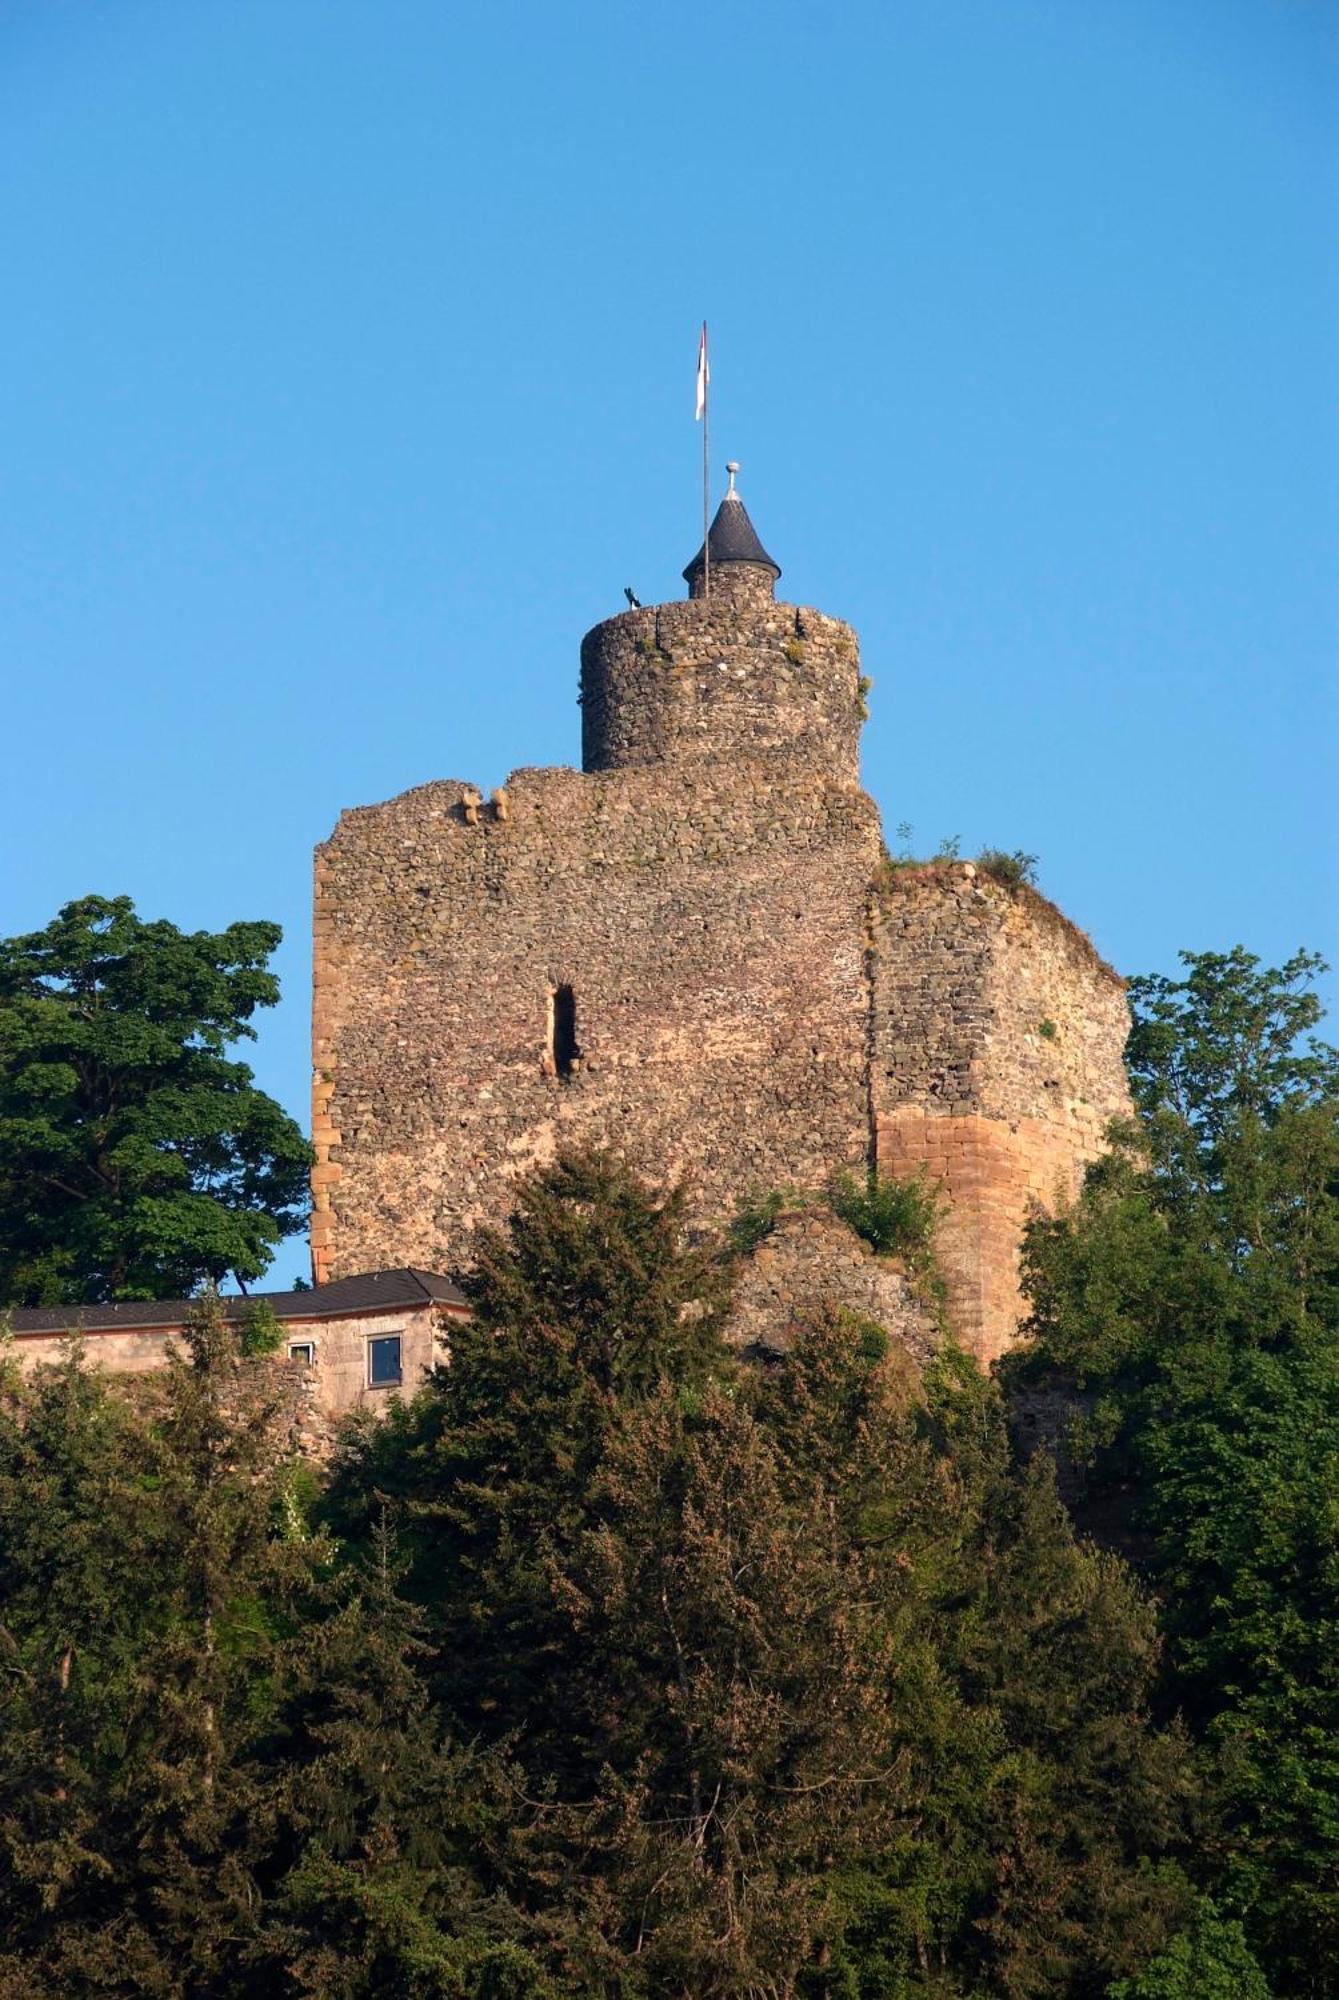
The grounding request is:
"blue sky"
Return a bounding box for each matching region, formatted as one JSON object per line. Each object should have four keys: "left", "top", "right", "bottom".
{"left": 2, "top": 0, "right": 1335, "bottom": 1275}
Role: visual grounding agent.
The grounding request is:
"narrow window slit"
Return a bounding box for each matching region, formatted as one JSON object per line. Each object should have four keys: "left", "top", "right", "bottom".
{"left": 548, "top": 984, "right": 580, "bottom": 1079}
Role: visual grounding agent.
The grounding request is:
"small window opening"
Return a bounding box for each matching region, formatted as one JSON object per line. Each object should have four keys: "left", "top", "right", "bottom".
{"left": 368, "top": 1334, "right": 403, "bottom": 1388}
{"left": 288, "top": 1340, "right": 316, "bottom": 1367}
{"left": 548, "top": 984, "right": 580, "bottom": 1079}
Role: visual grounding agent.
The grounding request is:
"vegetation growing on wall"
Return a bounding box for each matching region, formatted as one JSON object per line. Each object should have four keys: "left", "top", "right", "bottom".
{"left": 975, "top": 846, "right": 1040, "bottom": 889}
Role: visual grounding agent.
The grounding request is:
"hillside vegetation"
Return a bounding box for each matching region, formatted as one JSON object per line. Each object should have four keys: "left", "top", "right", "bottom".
{"left": 0, "top": 948, "right": 1334, "bottom": 1998}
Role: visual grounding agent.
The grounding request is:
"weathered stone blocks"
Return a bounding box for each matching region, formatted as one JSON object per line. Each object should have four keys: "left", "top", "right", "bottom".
{"left": 313, "top": 584, "right": 1129, "bottom": 1367}
{"left": 871, "top": 865, "right": 1130, "bottom": 1359}
{"left": 580, "top": 599, "right": 863, "bottom": 781}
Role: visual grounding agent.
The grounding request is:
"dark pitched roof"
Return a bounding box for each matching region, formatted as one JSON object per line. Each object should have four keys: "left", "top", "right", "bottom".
{"left": 8, "top": 1267, "right": 469, "bottom": 1339}
{"left": 683, "top": 491, "right": 781, "bottom": 582}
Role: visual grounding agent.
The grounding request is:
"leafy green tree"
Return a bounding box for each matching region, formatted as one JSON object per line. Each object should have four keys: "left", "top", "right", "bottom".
{"left": 0, "top": 1293, "right": 301, "bottom": 1988}
{"left": 1107, "top": 1899, "right": 1273, "bottom": 1999}
{"left": 503, "top": 1377, "right": 902, "bottom": 1998}
{"left": 1011, "top": 949, "right": 1339, "bottom": 1994}
{"left": 0, "top": 1341, "right": 160, "bottom": 1989}
{"left": 255, "top": 1518, "right": 550, "bottom": 1999}
{"left": 0, "top": 895, "right": 311, "bottom": 1304}
{"left": 332, "top": 1156, "right": 1196, "bottom": 1997}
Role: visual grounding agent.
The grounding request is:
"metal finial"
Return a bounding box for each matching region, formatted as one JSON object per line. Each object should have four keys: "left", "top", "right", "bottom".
{"left": 726, "top": 461, "right": 740, "bottom": 496}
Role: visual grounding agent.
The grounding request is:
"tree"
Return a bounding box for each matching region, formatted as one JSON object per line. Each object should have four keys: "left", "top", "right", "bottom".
{"left": 760, "top": 1321, "right": 1195, "bottom": 2000}
{"left": 323, "top": 1147, "right": 735, "bottom": 1758}
{"left": 1108, "top": 1899, "right": 1274, "bottom": 2000}
{"left": 506, "top": 1378, "right": 902, "bottom": 1998}
{"left": 0, "top": 895, "right": 312, "bottom": 1304}
{"left": 0, "top": 1302, "right": 530, "bottom": 1997}
{"left": 1010, "top": 949, "right": 1339, "bottom": 1994}
{"left": 330, "top": 1155, "right": 1196, "bottom": 1997}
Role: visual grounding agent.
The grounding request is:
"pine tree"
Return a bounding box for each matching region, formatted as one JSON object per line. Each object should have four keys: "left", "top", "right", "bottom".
{"left": 758, "top": 1316, "right": 1197, "bottom": 1998}
{"left": 255, "top": 1516, "right": 548, "bottom": 1998}
{"left": 474, "top": 1374, "right": 894, "bottom": 1996}
{"left": 323, "top": 1148, "right": 736, "bottom": 1769}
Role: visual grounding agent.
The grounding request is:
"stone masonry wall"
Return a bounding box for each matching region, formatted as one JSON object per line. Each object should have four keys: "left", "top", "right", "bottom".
{"left": 580, "top": 599, "right": 863, "bottom": 781}
{"left": 315, "top": 573, "right": 1131, "bottom": 1369}
{"left": 871, "top": 864, "right": 1130, "bottom": 1361}
{"left": 727, "top": 1205, "right": 940, "bottom": 1365}
{"left": 313, "top": 759, "right": 884, "bottom": 1283}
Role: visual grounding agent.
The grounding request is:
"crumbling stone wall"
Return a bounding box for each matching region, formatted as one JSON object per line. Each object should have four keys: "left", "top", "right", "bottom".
{"left": 314, "top": 591, "right": 1130, "bottom": 1368}
{"left": 727, "top": 1205, "right": 940, "bottom": 1365}
{"left": 871, "top": 864, "right": 1130, "bottom": 1361}
{"left": 313, "top": 758, "right": 884, "bottom": 1283}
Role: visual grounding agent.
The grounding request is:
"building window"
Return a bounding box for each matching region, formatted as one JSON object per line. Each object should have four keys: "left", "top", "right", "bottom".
{"left": 548, "top": 983, "right": 579, "bottom": 1078}
{"left": 288, "top": 1340, "right": 316, "bottom": 1367}
{"left": 368, "top": 1334, "right": 403, "bottom": 1388}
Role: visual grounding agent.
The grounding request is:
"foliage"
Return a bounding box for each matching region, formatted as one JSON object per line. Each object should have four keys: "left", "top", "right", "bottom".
{"left": 328, "top": 1151, "right": 1196, "bottom": 1995}
{"left": 0, "top": 895, "right": 312, "bottom": 1306}
{"left": 239, "top": 1297, "right": 284, "bottom": 1355}
{"left": 828, "top": 1164, "right": 944, "bottom": 1292}
{"left": 976, "top": 847, "right": 1040, "bottom": 890}
{"left": 5, "top": 1130, "right": 1309, "bottom": 1994}
{"left": 878, "top": 825, "right": 966, "bottom": 875}
{"left": 0, "top": 1294, "right": 541, "bottom": 1996}
{"left": 727, "top": 1184, "right": 792, "bottom": 1254}
{"left": 1107, "top": 1900, "right": 1273, "bottom": 1999}
{"left": 1010, "top": 948, "right": 1339, "bottom": 1994}
{"left": 323, "top": 1149, "right": 736, "bottom": 1759}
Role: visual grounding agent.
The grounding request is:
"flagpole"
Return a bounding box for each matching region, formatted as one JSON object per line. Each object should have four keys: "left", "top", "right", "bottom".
{"left": 702, "top": 322, "right": 710, "bottom": 600}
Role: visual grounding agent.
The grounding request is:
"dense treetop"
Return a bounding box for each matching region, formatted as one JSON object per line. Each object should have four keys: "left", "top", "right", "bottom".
{"left": 1011, "top": 947, "right": 1339, "bottom": 1993}
{"left": 0, "top": 895, "right": 311, "bottom": 1305}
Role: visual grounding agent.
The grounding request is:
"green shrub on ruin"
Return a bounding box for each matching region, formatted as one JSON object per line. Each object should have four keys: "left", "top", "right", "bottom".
{"left": 828, "top": 1162, "right": 943, "bottom": 1273}
{"left": 728, "top": 1185, "right": 793, "bottom": 1254}
{"left": 976, "top": 846, "right": 1040, "bottom": 889}
{"left": 238, "top": 1296, "right": 283, "bottom": 1355}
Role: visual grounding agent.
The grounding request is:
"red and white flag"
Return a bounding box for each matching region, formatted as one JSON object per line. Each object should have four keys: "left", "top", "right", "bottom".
{"left": 695, "top": 322, "right": 709, "bottom": 421}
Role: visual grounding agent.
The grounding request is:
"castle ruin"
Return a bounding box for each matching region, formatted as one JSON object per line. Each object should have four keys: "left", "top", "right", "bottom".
{"left": 311, "top": 479, "right": 1129, "bottom": 1362}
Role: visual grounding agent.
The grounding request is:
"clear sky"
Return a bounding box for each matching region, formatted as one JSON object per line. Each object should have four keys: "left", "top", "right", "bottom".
{"left": 2, "top": 0, "right": 1335, "bottom": 1277}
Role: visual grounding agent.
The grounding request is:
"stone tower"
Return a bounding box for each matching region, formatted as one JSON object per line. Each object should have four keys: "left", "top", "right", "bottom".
{"left": 311, "top": 479, "right": 1129, "bottom": 1361}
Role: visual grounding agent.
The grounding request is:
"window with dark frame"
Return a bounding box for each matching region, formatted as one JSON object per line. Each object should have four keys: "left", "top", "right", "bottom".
{"left": 368, "top": 1333, "right": 403, "bottom": 1388}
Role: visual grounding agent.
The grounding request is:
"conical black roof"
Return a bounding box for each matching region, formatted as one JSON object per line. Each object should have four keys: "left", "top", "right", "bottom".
{"left": 683, "top": 489, "right": 781, "bottom": 583}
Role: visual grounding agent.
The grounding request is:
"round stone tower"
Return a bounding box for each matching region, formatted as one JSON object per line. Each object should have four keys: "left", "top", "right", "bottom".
{"left": 579, "top": 472, "right": 865, "bottom": 783}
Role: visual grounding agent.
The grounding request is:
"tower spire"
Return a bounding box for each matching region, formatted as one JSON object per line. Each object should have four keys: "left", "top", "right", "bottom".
{"left": 682, "top": 465, "right": 781, "bottom": 603}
